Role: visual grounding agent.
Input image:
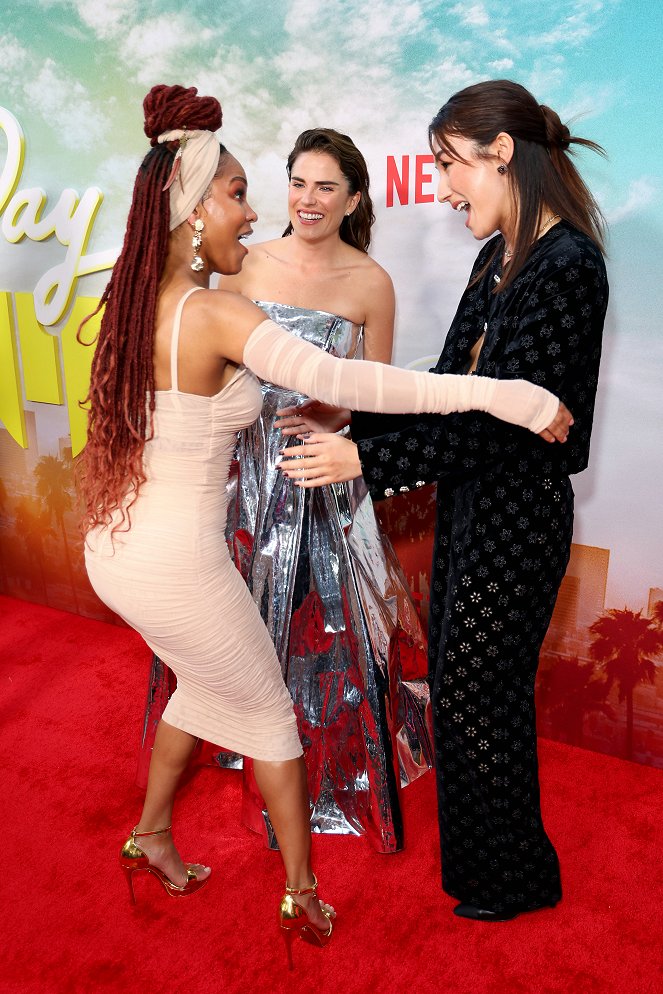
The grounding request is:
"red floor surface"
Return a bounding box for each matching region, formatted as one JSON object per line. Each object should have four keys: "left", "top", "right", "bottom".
{"left": 2, "top": 594, "right": 662, "bottom": 994}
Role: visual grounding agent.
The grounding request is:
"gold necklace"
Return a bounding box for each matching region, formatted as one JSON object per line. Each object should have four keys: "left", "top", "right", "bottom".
{"left": 503, "top": 213, "right": 560, "bottom": 262}
{"left": 539, "top": 212, "right": 560, "bottom": 238}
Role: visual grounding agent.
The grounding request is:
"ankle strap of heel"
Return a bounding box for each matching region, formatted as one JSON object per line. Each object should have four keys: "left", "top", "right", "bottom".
{"left": 131, "top": 825, "right": 172, "bottom": 839}
{"left": 285, "top": 873, "right": 318, "bottom": 896}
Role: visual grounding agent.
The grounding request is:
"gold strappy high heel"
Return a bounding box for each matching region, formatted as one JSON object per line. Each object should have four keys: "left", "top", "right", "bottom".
{"left": 119, "top": 826, "right": 210, "bottom": 904}
{"left": 279, "top": 875, "right": 334, "bottom": 969}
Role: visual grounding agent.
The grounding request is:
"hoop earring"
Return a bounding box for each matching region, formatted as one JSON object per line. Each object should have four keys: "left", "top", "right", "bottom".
{"left": 191, "top": 219, "right": 205, "bottom": 272}
{"left": 497, "top": 163, "right": 508, "bottom": 175}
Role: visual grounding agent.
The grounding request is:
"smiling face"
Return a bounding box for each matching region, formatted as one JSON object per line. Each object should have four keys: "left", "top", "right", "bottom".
{"left": 193, "top": 153, "right": 257, "bottom": 274}
{"left": 432, "top": 134, "right": 516, "bottom": 245}
{"left": 287, "top": 151, "right": 359, "bottom": 242}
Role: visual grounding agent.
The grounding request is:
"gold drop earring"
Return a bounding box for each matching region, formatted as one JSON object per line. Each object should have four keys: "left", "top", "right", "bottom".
{"left": 191, "top": 219, "right": 205, "bottom": 272}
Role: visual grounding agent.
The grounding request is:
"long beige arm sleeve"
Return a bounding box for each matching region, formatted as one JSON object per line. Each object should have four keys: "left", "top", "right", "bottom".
{"left": 243, "top": 319, "right": 559, "bottom": 434}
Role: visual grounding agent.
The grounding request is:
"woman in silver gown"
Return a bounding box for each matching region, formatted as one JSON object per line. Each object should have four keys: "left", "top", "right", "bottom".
{"left": 140, "top": 129, "right": 433, "bottom": 853}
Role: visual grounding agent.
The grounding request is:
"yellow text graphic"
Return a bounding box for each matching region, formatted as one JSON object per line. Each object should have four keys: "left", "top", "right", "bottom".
{"left": 0, "top": 290, "right": 101, "bottom": 458}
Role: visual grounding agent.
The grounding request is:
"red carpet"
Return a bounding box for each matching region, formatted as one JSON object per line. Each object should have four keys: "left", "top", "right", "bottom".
{"left": 2, "top": 594, "right": 662, "bottom": 994}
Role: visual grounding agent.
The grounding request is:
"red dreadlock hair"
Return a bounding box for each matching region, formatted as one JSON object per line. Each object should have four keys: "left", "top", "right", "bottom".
{"left": 77, "top": 84, "right": 223, "bottom": 535}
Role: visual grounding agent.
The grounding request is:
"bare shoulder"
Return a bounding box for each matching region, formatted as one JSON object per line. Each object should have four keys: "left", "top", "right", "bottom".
{"left": 363, "top": 254, "right": 394, "bottom": 293}
{"left": 354, "top": 253, "right": 395, "bottom": 310}
{"left": 188, "top": 286, "right": 266, "bottom": 337}
{"left": 355, "top": 254, "right": 395, "bottom": 358}
{"left": 344, "top": 245, "right": 393, "bottom": 291}
{"left": 184, "top": 286, "right": 271, "bottom": 367}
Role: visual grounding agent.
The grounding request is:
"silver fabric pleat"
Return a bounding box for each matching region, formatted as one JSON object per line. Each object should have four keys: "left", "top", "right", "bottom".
{"left": 227, "top": 303, "right": 432, "bottom": 852}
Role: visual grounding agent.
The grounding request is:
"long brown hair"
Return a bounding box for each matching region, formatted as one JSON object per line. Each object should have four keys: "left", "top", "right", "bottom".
{"left": 282, "top": 128, "right": 375, "bottom": 252}
{"left": 77, "top": 85, "right": 223, "bottom": 535}
{"left": 429, "top": 79, "right": 607, "bottom": 290}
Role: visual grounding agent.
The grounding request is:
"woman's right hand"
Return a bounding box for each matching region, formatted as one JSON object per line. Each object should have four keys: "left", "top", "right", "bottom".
{"left": 538, "top": 401, "right": 574, "bottom": 443}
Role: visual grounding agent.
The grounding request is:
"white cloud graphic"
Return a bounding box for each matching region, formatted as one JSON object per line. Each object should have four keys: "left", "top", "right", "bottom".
{"left": 23, "top": 60, "right": 107, "bottom": 151}
{"left": 70, "top": 0, "right": 135, "bottom": 40}
{"left": 450, "top": 2, "right": 489, "bottom": 28}
{"left": 122, "top": 16, "right": 222, "bottom": 85}
{"left": 0, "top": 33, "right": 30, "bottom": 94}
{"left": 489, "top": 58, "right": 515, "bottom": 72}
{"left": 16, "top": 0, "right": 618, "bottom": 168}
{"left": 606, "top": 177, "right": 658, "bottom": 223}
{"left": 558, "top": 83, "right": 615, "bottom": 125}
{"left": 0, "top": 37, "right": 109, "bottom": 154}
{"left": 527, "top": 0, "right": 614, "bottom": 48}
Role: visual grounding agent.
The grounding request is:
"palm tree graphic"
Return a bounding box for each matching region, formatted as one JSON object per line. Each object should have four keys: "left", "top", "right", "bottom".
{"left": 537, "top": 654, "right": 613, "bottom": 747}
{"left": 14, "top": 496, "right": 55, "bottom": 604}
{"left": 34, "top": 455, "right": 80, "bottom": 612}
{"left": 589, "top": 609, "right": 663, "bottom": 760}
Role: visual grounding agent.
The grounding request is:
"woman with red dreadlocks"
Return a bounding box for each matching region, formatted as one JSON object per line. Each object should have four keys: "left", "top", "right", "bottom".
{"left": 78, "top": 83, "right": 572, "bottom": 956}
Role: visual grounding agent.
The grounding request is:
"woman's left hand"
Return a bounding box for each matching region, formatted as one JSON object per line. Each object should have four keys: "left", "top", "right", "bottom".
{"left": 278, "top": 433, "right": 362, "bottom": 487}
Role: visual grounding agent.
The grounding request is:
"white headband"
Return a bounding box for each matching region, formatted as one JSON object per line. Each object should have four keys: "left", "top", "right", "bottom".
{"left": 157, "top": 128, "right": 221, "bottom": 230}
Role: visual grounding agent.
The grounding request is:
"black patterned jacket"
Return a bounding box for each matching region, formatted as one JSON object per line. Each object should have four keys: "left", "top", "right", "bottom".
{"left": 352, "top": 222, "right": 608, "bottom": 499}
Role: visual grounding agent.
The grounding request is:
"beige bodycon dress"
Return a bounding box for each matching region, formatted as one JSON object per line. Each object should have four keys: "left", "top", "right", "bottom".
{"left": 85, "top": 288, "right": 303, "bottom": 761}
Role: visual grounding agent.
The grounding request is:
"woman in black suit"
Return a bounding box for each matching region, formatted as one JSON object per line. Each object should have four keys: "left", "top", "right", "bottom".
{"left": 279, "top": 79, "right": 608, "bottom": 921}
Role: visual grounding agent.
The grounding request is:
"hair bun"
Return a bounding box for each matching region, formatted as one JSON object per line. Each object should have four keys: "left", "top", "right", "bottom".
{"left": 143, "top": 84, "right": 223, "bottom": 146}
{"left": 540, "top": 104, "right": 570, "bottom": 151}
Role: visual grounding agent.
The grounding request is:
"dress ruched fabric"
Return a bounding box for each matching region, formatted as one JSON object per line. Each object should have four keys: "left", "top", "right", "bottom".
{"left": 84, "top": 287, "right": 302, "bottom": 762}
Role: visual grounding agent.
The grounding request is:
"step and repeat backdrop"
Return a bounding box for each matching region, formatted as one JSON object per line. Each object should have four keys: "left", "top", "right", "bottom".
{"left": 1, "top": 0, "right": 662, "bottom": 767}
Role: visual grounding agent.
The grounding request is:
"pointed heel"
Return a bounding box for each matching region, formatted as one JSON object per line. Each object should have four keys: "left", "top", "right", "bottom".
{"left": 280, "top": 926, "right": 295, "bottom": 970}
{"left": 121, "top": 864, "right": 137, "bottom": 905}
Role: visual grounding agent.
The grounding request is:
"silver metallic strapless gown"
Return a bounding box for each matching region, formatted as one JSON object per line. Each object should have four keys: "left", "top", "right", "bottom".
{"left": 139, "top": 302, "right": 433, "bottom": 852}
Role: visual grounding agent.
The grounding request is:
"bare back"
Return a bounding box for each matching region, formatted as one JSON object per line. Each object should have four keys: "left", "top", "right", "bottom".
{"left": 152, "top": 280, "right": 267, "bottom": 397}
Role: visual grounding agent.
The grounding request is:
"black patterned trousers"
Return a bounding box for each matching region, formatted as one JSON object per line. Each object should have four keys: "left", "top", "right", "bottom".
{"left": 429, "top": 469, "right": 574, "bottom": 913}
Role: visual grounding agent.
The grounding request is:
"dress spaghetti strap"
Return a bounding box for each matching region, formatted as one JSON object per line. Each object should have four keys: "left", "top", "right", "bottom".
{"left": 170, "top": 286, "right": 204, "bottom": 393}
